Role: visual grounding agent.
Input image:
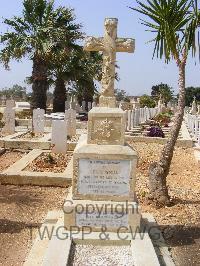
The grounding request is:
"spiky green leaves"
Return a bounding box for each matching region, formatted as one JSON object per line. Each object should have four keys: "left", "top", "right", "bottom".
{"left": 129, "top": 0, "right": 199, "bottom": 63}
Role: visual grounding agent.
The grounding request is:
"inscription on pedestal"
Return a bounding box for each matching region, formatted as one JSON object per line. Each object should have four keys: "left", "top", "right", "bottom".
{"left": 78, "top": 159, "right": 131, "bottom": 196}
{"left": 76, "top": 211, "right": 128, "bottom": 228}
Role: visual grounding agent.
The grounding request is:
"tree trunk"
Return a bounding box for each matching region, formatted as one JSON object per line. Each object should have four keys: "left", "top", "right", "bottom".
{"left": 148, "top": 62, "right": 186, "bottom": 206}
{"left": 31, "top": 57, "right": 48, "bottom": 111}
{"left": 53, "top": 78, "right": 66, "bottom": 112}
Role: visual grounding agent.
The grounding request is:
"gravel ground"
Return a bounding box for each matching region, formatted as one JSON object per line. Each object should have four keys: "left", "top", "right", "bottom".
{"left": 0, "top": 142, "right": 199, "bottom": 265}
{"left": 16, "top": 132, "right": 44, "bottom": 140}
{"left": 68, "top": 244, "right": 134, "bottom": 266}
{"left": 24, "top": 152, "right": 72, "bottom": 173}
{"left": 0, "top": 132, "right": 10, "bottom": 138}
{"left": 0, "top": 150, "right": 25, "bottom": 172}
{"left": 128, "top": 141, "right": 200, "bottom": 266}
{"left": 0, "top": 185, "right": 68, "bottom": 266}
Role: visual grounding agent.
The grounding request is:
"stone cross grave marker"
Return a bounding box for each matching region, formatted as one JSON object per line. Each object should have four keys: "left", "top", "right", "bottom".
{"left": 64, "top": 18, "right": 140, "bottom": 233}
{"left": 84, "top": 18, "right": 135, "bottom": 107}
{"left": 51, "top": 120, "right": 67, "bottom": 154}
{"left": 33, "top": 108, "right": 45, "bottom": 134}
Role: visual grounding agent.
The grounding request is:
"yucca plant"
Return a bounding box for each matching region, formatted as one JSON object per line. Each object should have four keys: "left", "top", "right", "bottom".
{"left": 130, "top": 0, "right": 200, "bottom": 205}
{"left": 0, "top": 0, "right": 82, "bottom": 111}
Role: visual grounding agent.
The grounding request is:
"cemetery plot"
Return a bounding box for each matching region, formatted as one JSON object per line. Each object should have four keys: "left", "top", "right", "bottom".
{"left": 0, "top": 149, "right": 27, "bottom": 172}
{"left": 0, "top": 184, "right": 67, "bottom": 266}
{"left": 0, "top": 149, "right": 73, "bottom": 187}
{"left": 15, "top": 131, "right": 45, "bottom": 140}
{"left": 25, "top": 152, "right": 72, "bottom": 173}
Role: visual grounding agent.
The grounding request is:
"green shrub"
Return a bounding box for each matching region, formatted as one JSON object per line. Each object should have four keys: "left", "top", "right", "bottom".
{"left": 153, "top": 112, "right": 171, "bottom": 126}
{"left": 16, "top": 110, "right": 32, "bottom": 119}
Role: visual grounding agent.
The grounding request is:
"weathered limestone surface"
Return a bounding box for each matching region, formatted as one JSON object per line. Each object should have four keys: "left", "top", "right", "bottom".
{"left": 64, "top": 190, "right": 140, "bottom": 232}
{"left": 2, "top": 105, "right": 15, "bottom": 134}
{"left": 33, "top": 108, "right": 45, "bottom": 134}
{"left": 72, "top": 135, "right": 137, "bottom": 201}
{"left": 62, "top": 18, "right": 140, "bottom": 233}
{"left": 51, "top": 120, "right": 67, "bottom": 154}
{"left": 87, "top": 107, "right": 126, "bottom": 145}
{"left": 84, "top": 18, "right": 135, "bottom": 108}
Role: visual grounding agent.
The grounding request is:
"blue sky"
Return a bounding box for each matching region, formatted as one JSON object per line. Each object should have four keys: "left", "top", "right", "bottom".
{"left": 0, "top": 0, "right": 200, "bottom": 96}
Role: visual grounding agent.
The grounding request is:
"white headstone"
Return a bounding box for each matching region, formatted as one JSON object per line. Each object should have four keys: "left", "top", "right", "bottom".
{"left": 197, "top": 105, "right": 200, "bottom": 116}
{"left": 88, "top": 101, "right": 92, "bottom": 111}
{"left": 16, "top": 102, "right": 30, "bottom": 109}
{"left": 2, "top": 107, "right": 15, "bottom": 134}
{"left": 65, "top": 109, "right": 76, "bottom": 137}
{"left": 92, "top": 101, "right": 96, "bottom": 108}
{"left": 190, "top": 97, "right": 197, "bottom": 114}
{"left": 51, "top": 120, "right": 67, "bottom": 154}
{"left": 134, "top": 108, "right": 140, "bottom": 126}
{"left": 33, "top": 108, "right": 45, "bottom": 134}
{"left": 6, "top": 100, "right": 15, "bottom": 109}
{"left": 131, "top": 109, "right": 135, "bottom": 129}
{"left": 65, "top": 100, "right": 70, "bottom": 110}
{"left": 75, "top": 103, "right": 81, "bottom": 113}
{"left": 82, "top": 101, "right": 86, "bottom": 112}
{"left": 127, "top": 110, "right": 131, "bottom": 131}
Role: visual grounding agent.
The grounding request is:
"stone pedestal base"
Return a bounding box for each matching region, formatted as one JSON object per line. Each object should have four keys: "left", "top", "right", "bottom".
{"left": 99, "top": 95, "right": 116, "bottom": 108}
{"left": 64, "top": 191, "right": 141, "bottom": 233}
{"left": 88, "top": 107, "right": 126, "bottom": 145}
{"left": 72, "top": 135, "right": 138, "bottom": 201}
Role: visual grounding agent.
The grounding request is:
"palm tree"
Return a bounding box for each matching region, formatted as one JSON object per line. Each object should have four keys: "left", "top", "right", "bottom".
{"left": 130, "top": 0, "right": 200, "bottom": 205}
{"left": 0, "top": 0, "right": 82, "bottom": 111}
{"left": 51, "top": 48, "right": 102, "bottom": 112}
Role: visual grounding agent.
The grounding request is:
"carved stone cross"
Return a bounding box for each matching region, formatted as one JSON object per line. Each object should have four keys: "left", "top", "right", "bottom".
{"left": 84, "top": 18, "right": 135, "bottom": 107}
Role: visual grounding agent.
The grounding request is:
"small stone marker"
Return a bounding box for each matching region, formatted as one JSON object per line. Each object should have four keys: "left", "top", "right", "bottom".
{"left": 75, "top": 103, "right": 81, "bottom": 113}
{"left": 65, "top": 100, "right": 70, "bottom": 110}
{"left": 88, "top": 101, "right": 92, "bottom": 111}
{"left": 33, "top": 108, "right": 45, "bottom": 134}
{"left": 51, "top": 120, "right": 67, "bottom": 154}
{"left": 82, "top": 101, "right": 86, "bottom": 112}
{"left": 197, "top": 105, "right": 200, "bottom": 115}
{"left": 92, "top": 101, "right": 96, "bottom": 108}
{"left": 2, "top": 105, "right": 15, "bottom": 134}
{"left": 65, "top": 109, "right": 76, "bottom": 138}
{"left": 190, "top": 97, "right": 197, "bottom": 115}
{"left": 6, "top": 100, "right": 15, "bottom": 109}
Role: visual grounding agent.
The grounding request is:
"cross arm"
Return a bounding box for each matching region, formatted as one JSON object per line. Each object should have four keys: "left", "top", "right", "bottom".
{"left": 84, "top": 36, "right": 104, "bottom": 52}
{"left": 116, "top": 38, "right": 135, "bottom": 53}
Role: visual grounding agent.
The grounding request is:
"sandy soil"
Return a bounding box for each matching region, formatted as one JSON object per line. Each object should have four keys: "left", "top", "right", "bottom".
{"left": 128, "top": 141, "right": 200, "bottom": 266}
{"left": 0, "top": 185, "right": 68, "bottom": 266}
{"left": 0, "top": 150, "right": 25, "bottom": 172}
{"left": 0, "top": 142, "right": 199, "bottom": 265}
{"left": 16, "top": 132, "right": 44, "bottom": 140}
{"left": 25, "top": 152, "right": 72, "bottom": 173}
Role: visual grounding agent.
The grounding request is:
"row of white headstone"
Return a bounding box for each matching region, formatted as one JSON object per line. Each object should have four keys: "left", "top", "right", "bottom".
{"left": 186, "top": 113, "right": 200, "bottom": 145}
{"left": 126, "top": 107, "right": 159, "bottom": 131}
{"left": 1, "top": 103, "right": 77, "bottom": 153}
